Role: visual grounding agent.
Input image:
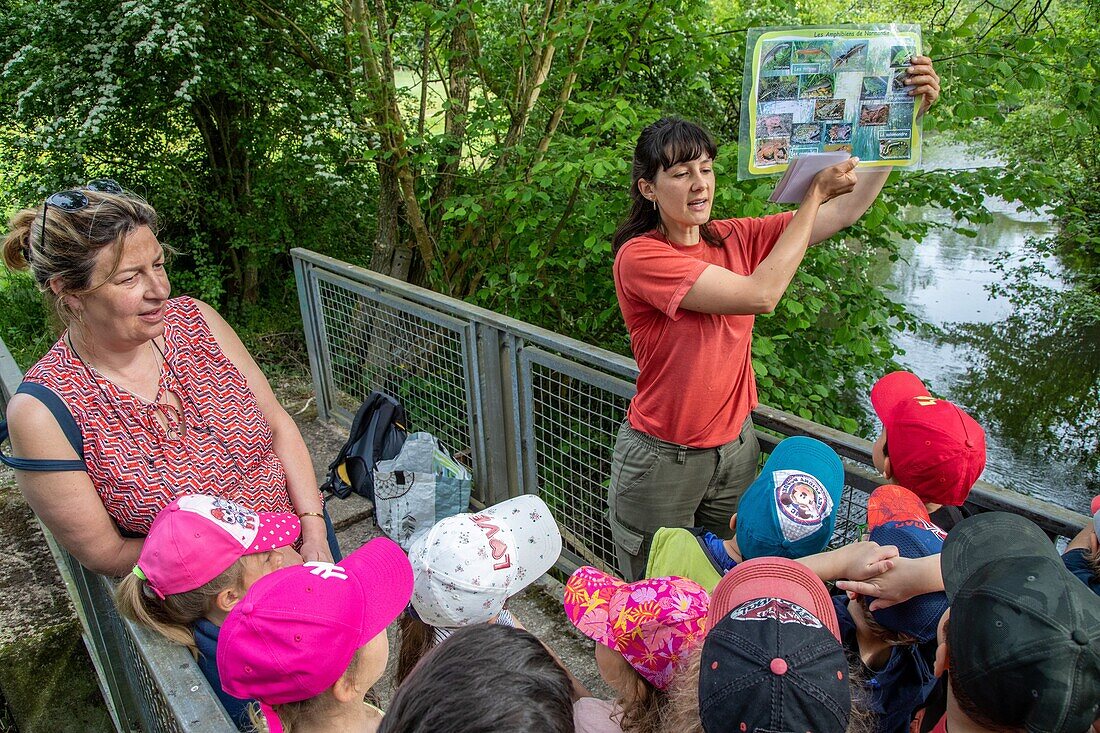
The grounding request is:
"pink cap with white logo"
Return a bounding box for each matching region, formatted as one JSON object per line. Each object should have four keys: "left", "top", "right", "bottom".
{"left": 135, "top": 495, "right": 301, "bottom": 599}
{"left": 217, "top": 537, "right": 413, "bottom": 733}
{"left": 409, "top": 495, "right": 562, "bottom": 628}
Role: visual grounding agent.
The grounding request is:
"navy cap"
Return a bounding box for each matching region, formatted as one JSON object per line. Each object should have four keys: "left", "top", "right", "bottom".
{"left": 869, "top": 519, "right": 948, "bottom": 642}
{"left": 699, "top": 599, "right": 850, "bottom": 733}
{"left": 699, "top": 558, "right": 850, "bottom": 733}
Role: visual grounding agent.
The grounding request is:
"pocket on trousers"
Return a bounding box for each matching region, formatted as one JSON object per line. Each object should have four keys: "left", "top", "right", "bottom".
{"left": 608, "top": 512, "right": 644, "bottom": 556}
{"left": 609, "top": 427, "right": 661, "bottom": 500}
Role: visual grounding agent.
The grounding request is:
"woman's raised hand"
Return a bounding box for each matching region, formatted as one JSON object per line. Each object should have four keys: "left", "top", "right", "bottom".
{"left": 806, "top": 157, "right": 860, "bottom": 205}
{"left": 906, "top": 55, "right": 940, "bottom": 117}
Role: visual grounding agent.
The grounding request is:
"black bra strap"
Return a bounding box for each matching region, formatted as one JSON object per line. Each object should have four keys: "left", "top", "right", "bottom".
{"left": 0, "top": 382, "right": 87, "bottom": 472}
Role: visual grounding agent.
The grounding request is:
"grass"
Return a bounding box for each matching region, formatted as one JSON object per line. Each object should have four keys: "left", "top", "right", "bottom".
{"left": 393, "top": 68, "right": 450, "bottom": 136}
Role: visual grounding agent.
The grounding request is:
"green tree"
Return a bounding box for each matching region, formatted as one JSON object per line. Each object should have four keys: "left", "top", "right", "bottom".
{"left": 0, "top": 0, "right": 375, "bottom": 309}
{"left": 6, "top": 0, "right": 1094, "bottom": 440}
{"left": 909, "top": 0, "right": 1100, "bottom": 473}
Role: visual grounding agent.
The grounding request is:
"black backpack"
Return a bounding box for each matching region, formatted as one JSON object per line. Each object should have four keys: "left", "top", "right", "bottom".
{"left": 322, "top": 391, "right": 408, "bottom": 500}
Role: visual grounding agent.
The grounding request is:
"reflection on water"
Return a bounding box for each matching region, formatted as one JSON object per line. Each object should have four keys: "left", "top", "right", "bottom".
{"left": 877, "top": 140, "right": 1097, "bottom": 511}
{"left": 943, "top": 313, "right": 1099, "bottom": 502}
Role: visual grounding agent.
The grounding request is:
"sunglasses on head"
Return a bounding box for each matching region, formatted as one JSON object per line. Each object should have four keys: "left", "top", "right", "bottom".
{"left": 38, "top": 178, "right": 125, "bottom": 251}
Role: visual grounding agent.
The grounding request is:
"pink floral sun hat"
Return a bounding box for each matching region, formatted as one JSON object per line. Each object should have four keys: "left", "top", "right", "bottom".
{"left": 564, "top": 566, "right": 710, "bottom": 689}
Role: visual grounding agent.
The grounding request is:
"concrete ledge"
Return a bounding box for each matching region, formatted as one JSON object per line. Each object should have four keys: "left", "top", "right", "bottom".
{"left": 0, "top": 473, "right": 112, "bottom": 732}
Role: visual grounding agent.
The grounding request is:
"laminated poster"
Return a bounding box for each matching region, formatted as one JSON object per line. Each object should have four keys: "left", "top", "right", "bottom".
{"left": 739, "top": 24, "right": 923, "bottom": 179}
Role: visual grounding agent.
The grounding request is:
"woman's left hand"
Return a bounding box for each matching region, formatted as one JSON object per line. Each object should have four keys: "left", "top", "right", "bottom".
{"left": 907, "top": 55, "right": 940, "bottom": 117}
{"left": 299, "top": 536, "right": 334, "bottom": 564}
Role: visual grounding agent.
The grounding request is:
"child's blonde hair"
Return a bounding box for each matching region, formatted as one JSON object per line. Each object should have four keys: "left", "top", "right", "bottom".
{"left": 114, "top": 562, "right": 243, "bottom": 657}
{"left": 245, "top": 647, "right": 370, "bottom": 733}
{"left": 616, "top": 659, "right": 670, "bottom": 733}
{"left": 661, "top": 646, "right": 704, "bottom": 733}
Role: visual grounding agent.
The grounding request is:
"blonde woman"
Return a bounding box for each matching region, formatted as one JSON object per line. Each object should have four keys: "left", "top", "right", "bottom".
{"left": 2, "top": 181, "right": 335, "bottom": 572}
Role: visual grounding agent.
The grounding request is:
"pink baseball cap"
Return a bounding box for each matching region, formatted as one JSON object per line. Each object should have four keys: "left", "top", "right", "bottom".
{"left": 134, "top": 495, "right": 301, "bottom": 600}
{"left": 871, "top": 371, "right": 986, "bottom": 506}
{"left": 707, "top": 556, "right": 840, "bottom": 641}
{"left": 564, "top": 566, "right": 709, "bottom": 689}
{"left": 217, "top": 537, "right": 413, "bottom": 733}
{"left": 1091, "top": 495, "right": 1100, "bottom": 535}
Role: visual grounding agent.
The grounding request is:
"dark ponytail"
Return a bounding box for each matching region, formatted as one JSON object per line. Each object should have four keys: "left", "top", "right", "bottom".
{"left": 395, "top": 612, "right": 436, "bottom": 686}
{"left": 612, "top": 117, "right": 723, "bottom": 254}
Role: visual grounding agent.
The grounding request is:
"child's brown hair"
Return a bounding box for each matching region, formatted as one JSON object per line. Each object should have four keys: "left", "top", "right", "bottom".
{"left": 246, "top": 648, "right": 377, "bottom": 733}
{"left": 395, "top": 613, "right": 435, "bottom": 686}
{"left": 856, "top": 595, "right": 919, "bottom": 648}
{"left": 1086, "top": 545, "right": 1100, "bottom": 580}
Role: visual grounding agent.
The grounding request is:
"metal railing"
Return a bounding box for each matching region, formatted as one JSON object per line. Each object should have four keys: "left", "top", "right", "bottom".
{"left": 0, "top": 247, "right": 1087, "bottom": 733}
{"left": 292, "top": 247, "right": 1088, "bottom": 578}
{"left": 0, "top": 338, "right": 236, "bottom": 733}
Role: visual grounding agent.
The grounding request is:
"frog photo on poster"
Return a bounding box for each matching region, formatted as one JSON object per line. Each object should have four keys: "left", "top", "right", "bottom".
{"left": 739, "top": 24, "right": 923, "bottom": 178}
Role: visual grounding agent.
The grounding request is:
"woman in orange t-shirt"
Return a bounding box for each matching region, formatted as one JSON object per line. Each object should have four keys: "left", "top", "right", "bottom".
{"left": 608, "top": 58, "right": 939, "bottom": 580}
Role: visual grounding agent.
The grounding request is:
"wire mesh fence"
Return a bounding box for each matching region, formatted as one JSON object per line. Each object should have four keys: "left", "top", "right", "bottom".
{"left": 294, "top": 251, "right": 928, "bottom": 581}
{"left": 295, "top": 249, "right": 1085, "bottom": 570}
{"left": 524, "top": 359, "right": 630, "bottom": 574}
{"left": 832, "top": 484, "right": 871, "bottom": 547}
{"left": 314, "top": 276, "right": 475, "bottom": 477}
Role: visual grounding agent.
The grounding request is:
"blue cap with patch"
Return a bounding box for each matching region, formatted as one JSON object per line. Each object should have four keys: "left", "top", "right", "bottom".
{"left": 735, "top": 436, "right": 844, "bottom": 561}
{"left": 869, "top": 519, "right": 948, "bottom": 642}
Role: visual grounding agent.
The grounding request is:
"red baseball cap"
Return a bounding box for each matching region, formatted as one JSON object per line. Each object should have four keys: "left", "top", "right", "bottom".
{"left": 871, "top": 371, "right": 986, "bottom": 506}
{"left": 707, "top": 556, "right": 840, "bottom": 641}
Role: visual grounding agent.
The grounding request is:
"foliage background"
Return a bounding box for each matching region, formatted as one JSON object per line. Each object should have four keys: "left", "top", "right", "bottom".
{"left": 0, "top": 0, "right": 1095, "bottom": 465}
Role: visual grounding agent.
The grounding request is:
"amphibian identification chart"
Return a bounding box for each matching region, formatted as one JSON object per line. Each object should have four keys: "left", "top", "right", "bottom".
{"left": 740, "top": 24, "right": 923, "bottom": 178}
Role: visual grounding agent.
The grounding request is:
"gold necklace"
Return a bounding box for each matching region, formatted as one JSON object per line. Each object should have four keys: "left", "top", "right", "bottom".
{"left": 148, "top": 341, "right": 185, "bottom": 439}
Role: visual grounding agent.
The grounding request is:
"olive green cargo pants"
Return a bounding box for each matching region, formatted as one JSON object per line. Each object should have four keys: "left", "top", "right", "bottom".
{"left": 607, "top": 417, "right": 760, "bottom": 580}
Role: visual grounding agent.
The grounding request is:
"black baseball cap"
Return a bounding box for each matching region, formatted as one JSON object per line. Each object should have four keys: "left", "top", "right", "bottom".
{"left": 942, "top": 512, "right": 1100, "bottom": 733}
{"left": 698, "top": 558, "right": 850, "bottom": 733}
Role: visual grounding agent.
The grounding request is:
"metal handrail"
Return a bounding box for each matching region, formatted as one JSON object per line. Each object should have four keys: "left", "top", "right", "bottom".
{"left": 0, "top": 336, "right": 235, "bottom": 733}
{"left": 291, "top": 247, "right": 1088, "bottom": 542}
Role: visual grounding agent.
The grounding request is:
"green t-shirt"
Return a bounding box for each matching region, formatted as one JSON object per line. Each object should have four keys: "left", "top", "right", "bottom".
{"left": 644, "top": 527, "right": 726, "bottom": 592}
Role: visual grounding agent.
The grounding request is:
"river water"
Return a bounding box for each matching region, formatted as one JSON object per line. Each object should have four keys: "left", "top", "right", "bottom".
{"left": 874, "top": 139, "right": 1096, "bottom": 513}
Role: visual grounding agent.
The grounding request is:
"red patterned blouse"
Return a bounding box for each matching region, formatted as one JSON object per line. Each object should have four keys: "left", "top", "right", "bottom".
{"left": 23, "top": 297, "right": 294, "bottom": 534}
